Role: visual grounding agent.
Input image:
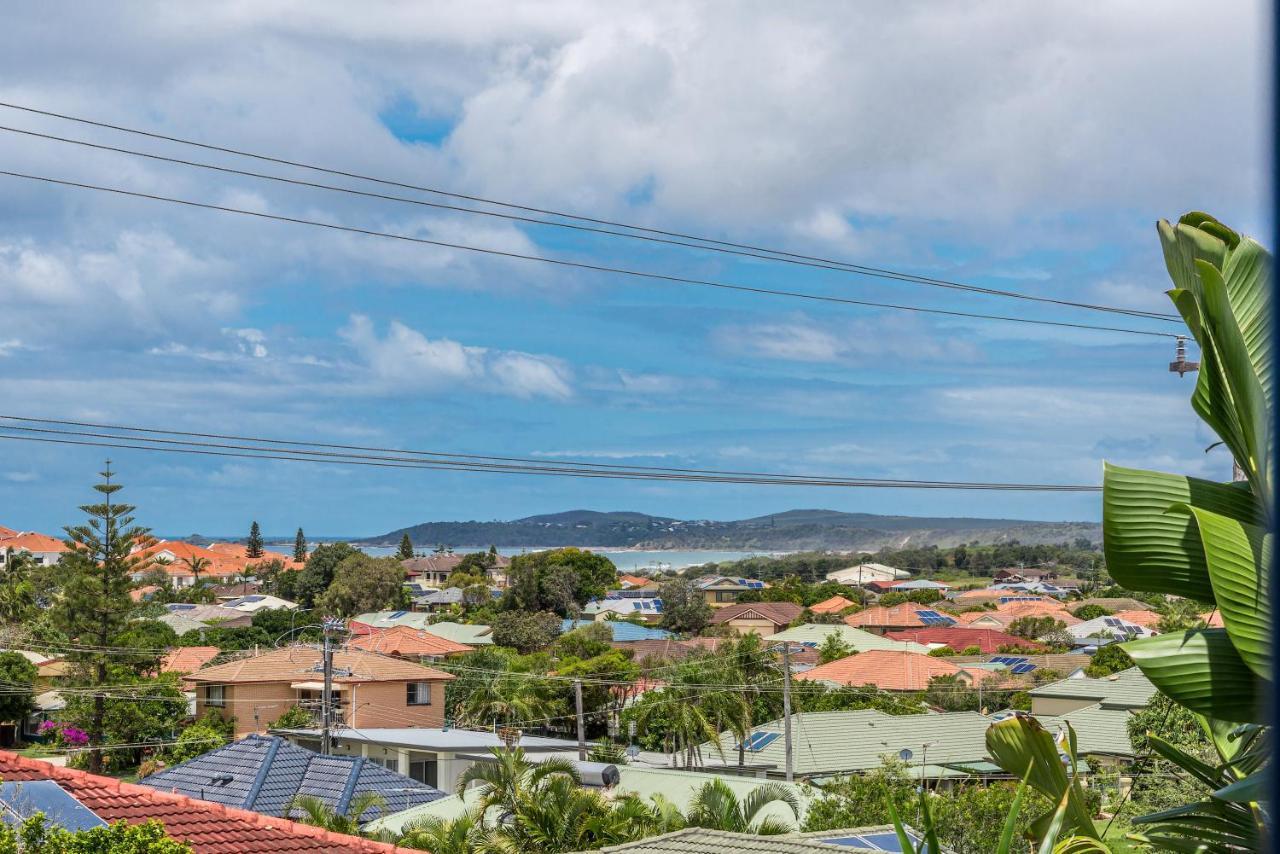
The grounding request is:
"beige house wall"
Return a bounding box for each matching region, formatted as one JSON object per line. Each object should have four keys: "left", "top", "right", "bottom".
{"left": 726, "top": 617, "right": 782, "bottom": 637}
{"left": 196, "top": 677, "right": 448, "bottom": 736}
{"left": 196, "top": 682, "right": 297, "bottom": 737}
{"left": 1030, "top": 696, "right": 1096, "bottom": 716}
{"left": 347, "top": 680, "right": 446, "bottom": 729}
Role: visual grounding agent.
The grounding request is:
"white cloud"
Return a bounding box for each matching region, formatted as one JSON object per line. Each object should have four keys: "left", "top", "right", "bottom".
{"left": 715, "top": 314, "right": 981, "bottom": 363}
{"left": 339, "top": 314, "right": 573, "bottom": 399}
{"left": 532, "top": 449, "right": 676, "bottom": 459}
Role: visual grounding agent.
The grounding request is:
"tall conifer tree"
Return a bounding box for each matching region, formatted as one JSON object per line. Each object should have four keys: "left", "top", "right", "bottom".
{"left": 397, "top": 533, "right": 415, "bottom": 561}
{"left": 56, "top": 463, "right": 149, "bottom": 774}
{"left": 246, "top": 521, "right": 264, "bottom": 558}
{"left": 293, "top": 528, "right": 307, "bottom": 562}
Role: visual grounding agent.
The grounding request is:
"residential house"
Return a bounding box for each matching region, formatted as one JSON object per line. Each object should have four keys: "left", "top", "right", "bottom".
{"left": 157, "top": 611, "right": 211, "bottom": 637}
{"left": 708, "top": 602, "right": 803, "bottom": 636}
{"left": 220, "top": 594, "right": 299, "bottom": 613}
{"left": 948, "top": 653, "right": 1090, "bottom": 681}
{"left": 186, "top": 646, "right": 454, "bottom": 737}
{"left": 130, "top": 541, "right": 243, "bottom": 587}
{"left": 161, "top": 646, "right": 221, "bottom": 675}
{"left": 4, "top": 650, "right": 70, "bottom": 690}
{"left": 401, "top": 552, "right": 511, "bottom": 588}
{"left": 795, "top": 649, "right": 1001, "bottom": 692}
{"left": 272, "top": 726, "right": 583, "bottom": 792}
{"left": 164, "top": 602, "right": 254, "bottom": 629}
{"left": 1110, "top": 609, "right": 1162, "bottom": 630}
{"left": 609, "top": 637, "right": 713, "bottom": 665}
{"left": 582, "top": 594, "right": 664, "bottom": 624}
{"left": 993, "top": 567, "right": 1059, "bottom": 583}
{"left": 22, "top": 691, "right": 64, "bottom": 742}
{"left": 957, "top": 601, "right": 1079, "bottom": 631}
{"left": 0, "top": 531, "right": 69, "bottom": 567}
{"left": 769, "top": 623, "right": 930, "bottom": 654}
{"left": 346, "top": 625, "right": 474, "bottom": 661}
{"left": 695, "top": 576, "right": 768, "bottom": 607}
{"left": 807, "top": 595, "right": 856, "bottom": 615}
{"left": 350, "top": 611, "right": 497, "bottom": 645}
{"left": 570, "top": 827, "right": 943, "bottom": 854}
{"left": 563, "top": 619, "right": 672, "bottom": 642}
{"left": 990, "top": 581, "right": 1076, "bottom": 598}
{"left": 883, "top": 627, "right": 1044, "bottom": 654}
{"left": 139, "top": 733, "right": 444, "bottom": 819}
{"left": 1070, "top": 597, "right": 1151, "bottom": 614}
{"left": 0, "top": 526, "right": 14, "bottom": 538}
{"left": 1028, "top": 668, "right": 1155, "bottom": 717}
{"left": 949, "top": 589, "right": 1056, "bottom": 608}
{"left": 617, "top": 574, "right": 657, "bottom": 590}
{"left": 843, "top": 602, "right": 958, "bottom": 634}
{"left": 704, "top": 707, "right": 995, "bottom": 781}
{"left": 1067, "top": 616, "right": 1157, "bottom": 646}
{"left": 1037, "top": 704, "right": 1140, "bottom": 764}
{"left": 823, "top": 563, "right": 910, "bottom": 586}
{"left": 207, "top": 542, "right": 306, "bottom": 572}
{"left": 889, "top": 579, "right": 951, "bottom": 592}
{"left": 0, "top": 751, "right": 417, "bottom": 853}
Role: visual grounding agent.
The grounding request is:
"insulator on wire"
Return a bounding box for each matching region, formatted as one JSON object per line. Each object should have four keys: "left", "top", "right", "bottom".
{"left": 1169, "top": 336, "right": 1199, "bottom": 377}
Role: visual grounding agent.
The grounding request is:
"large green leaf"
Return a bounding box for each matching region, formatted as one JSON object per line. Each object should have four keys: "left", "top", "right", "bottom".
{"left": 1220, "top": 238, "right": 1273, "bottom": 414}
{"left": 1158, "top": 217, "right": 1229, "bottom": 298}
{"left": 1102, "top": 464, "right": 1257, "bottom": 602}
{"left": 1122, "top": 630, "right": 1266, "bottom": 722}
{"left": 985, "top": 716, "right": 1098, "bottom": 840}
{"left": 1213, "top": 769, "right": 1267, "bottom": 804}
{"left": 1173, "top": 504, "right": 1271, "bottom": 680}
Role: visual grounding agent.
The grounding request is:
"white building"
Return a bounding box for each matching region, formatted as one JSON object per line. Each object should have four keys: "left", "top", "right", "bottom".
{"left": 0, "top": 532, "right": 69, "bottom": 567}
{"left": 1068, "top": 616, "right": 1157, "bottom": 645}
{"left": 825, "top": 562, "right": 911, "bottom": 586}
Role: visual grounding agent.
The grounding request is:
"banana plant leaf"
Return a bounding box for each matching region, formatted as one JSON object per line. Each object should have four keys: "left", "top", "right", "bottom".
{"left": 1102, "top": 463, "right": 1257, "bottom": 602}
{"left": 985, "top": 716, "right": 1098, "bottom": 840}
{"left": 1052, "top": 837, "right": 1112, "bottom": 853}
{"left": 1212, "top": 769, "right": 1267, "bottom": 803}
{"left": 1122, "top": 630, "right": 1266, "bottom": 722}
{"left": 1171, "top": 503, "right": 1271, "bottom": 679}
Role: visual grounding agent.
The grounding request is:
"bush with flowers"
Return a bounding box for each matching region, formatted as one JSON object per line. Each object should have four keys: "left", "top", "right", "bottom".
{"left": 37, "top": 720, "right": 89, "bottom": 749}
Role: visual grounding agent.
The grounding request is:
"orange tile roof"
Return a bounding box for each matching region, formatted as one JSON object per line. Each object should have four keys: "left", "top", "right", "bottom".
{"left": 207, "top": 542, "right": 305, "bottom": 570}
{"left": 809, "top": 595, "right": 856, "bottom": 614}
{"left": 1112, "top": 609, "right": 1162, "bottom": 629}
{"left": 618, "top": 574, "right": 655, "bottom": 588}
{"left": 0, "top": 532, "right": 69, "bottom": 553}
{"left": 130, "top": 585, "right": 160, "bottom": 602}
{"left": 347, "top": 625, "right": 473, "bottom": 657}
{"left": 186, "top": 644, "right": 455, "bottom": 685}
{"left": 993, "top": 599, "right": 1070, "bottom": 616}
{"left": 843, "top": 602, "right": 951, "bottom": 629}
{"left": 162, "top": 646, "right": 222, "bottom": 674}
{"left": 1201, "top": 611, "right": 1225, "bottom": 628}
{"left": 130, "top": 541, "right": 248, "bottom": 578}
{"left": 0, "top": 525, "right": 17, "bottom": 538}
{"left": 0, "top": 751, "right": 415, "bottom": 853}
{"left": 958, "top": 608, "right": 1081, "bottom": 629}
{"left": 795, "top": 649, "right": 1001, "bottom": 692}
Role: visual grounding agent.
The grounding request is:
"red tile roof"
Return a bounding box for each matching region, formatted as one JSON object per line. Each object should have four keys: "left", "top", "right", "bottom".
{"left": 843, "top": 602, "right": 951, "bottom": 629}
{"left": 0, "top": 751, "right": 415, "bottom": 852}
{"left": 207, "top": 543, "right": 305, "bottom": 571}
{"left": 186, "top": 645, "right": 454, "bottom": 685}
{"left": 708, "top": 602, "right": 804, "bottom": 626}
{"left": 0, "top": 532, "right": 69, "bottom": 553}
{"left": 617, "top": 574, "right": 656, "bottom": 589}
{"left": 808, "top": 595, "right": 856, "bottom": 615}
{"left": 162, "top": 646, "right": 222, "bottom": 674}
{"left": 347, "top": 625, "right": 474, "bottom": 657}
{"left": 883, "top": 627, "right": 1044, "bottom": 654}
{"left": 1112, "top": 609, "right": 1162, "bottom": 629}
{"left": 795, "top": 649, "right": 1001, "bottom": 692}
{"left": 1201, "top": 611, "right": 1224, "bottom": 628}
{"left": 0, "top": 525, "right": 17, "bottom": 538}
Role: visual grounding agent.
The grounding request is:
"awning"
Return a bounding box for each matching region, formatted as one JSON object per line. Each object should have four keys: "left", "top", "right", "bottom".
{"left": 290, "top": 681, "right": 348, "bottom": 691}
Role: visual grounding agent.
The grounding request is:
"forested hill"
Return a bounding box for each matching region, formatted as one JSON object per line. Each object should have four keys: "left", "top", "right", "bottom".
{"left": 362, "top": 509, "right": 1101, "bottom": 551}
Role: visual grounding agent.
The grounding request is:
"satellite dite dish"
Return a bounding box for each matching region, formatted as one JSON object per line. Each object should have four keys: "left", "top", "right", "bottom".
{"left": 898, "top": 748, "right": 913, "bottom": 762}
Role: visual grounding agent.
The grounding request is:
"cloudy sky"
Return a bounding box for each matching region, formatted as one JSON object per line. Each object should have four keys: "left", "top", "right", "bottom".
{"left": 0, "top": 1, "right": 1269, "bottom": 537}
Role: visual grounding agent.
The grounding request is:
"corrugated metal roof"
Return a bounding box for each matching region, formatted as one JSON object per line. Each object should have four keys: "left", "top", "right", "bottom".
{"left": 562, "top": 619, "right": 672, "bottom": 641}
{"left": 1038, "top": 704, "right": 1137, "bottom": 758}
{"left": 769, "top": 623, "right": 930, "bottom": 654}
{"left": 1029, "top": 667, "right": 1155, "bottom": 709}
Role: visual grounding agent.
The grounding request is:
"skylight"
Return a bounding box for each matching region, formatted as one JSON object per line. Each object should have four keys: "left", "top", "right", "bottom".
{"left": 820, "top": 829, "right": 926, "bottom": 851}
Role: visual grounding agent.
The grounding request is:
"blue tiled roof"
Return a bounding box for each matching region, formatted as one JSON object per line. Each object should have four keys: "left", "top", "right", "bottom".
{"left": 561, "top": 619, "right": 672, "bottom": 641}
{"left": 138, "top": 734, "right": 444, "bottom": 819}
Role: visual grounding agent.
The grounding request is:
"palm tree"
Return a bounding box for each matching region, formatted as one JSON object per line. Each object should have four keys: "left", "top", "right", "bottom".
{"left": 183, "top": 555, "right": 211, "bottom": 586}
{"left": 684, "top": 779, "right": 800, "bottom": 835}
{"left": 455, "top": 747, "right": 581, "bottom": 815}
{"left": 395, "top": 810, "right": 489, "bottom": 853}
{"left": 285, "top": 792, "right": 386, "bottom": 834}
{"left": 0, "top": 549, "right": 37, "bottom": 623}
{"left": 458, "top": 675, "right": 558, "bottom": 730}
{"left": 632, "top": 684, "right": 724, "bottom": 769}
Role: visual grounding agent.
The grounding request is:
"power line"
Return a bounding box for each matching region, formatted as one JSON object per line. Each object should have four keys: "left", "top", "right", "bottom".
{"left": 0, "top": 168, "right": 1179, "bottom": 340}
{"left": 0, "top": 119, "right": 1179, "bottom": 324}
{"left": 0, "top": 418, "right": 1102, "bottom": 492}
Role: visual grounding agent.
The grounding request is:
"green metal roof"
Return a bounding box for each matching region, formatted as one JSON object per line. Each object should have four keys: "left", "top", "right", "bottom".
{"left": 1028, "top": 667, "right": 1154, "bottom": 710}
{"left": 1038, "top": 703, "right": 1137, "bottom": 758}
{"left": 579, "top": 827, "right": 888, "bottom": 853}
{"left": 704, "top": 709, "right": 992, "bottom": 778}
{"left": 768, "top": 623, "right": 930, "bottom": 654}
{"left": 421, "top": 621, "right": 494, "bottom": 645}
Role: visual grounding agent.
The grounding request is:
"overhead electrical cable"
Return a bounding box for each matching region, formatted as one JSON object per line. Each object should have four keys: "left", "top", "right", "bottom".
{"left": 0, "top": 119, "right": 1179, "bottom": 323}
{"left": 0, "top": 169, "right": 1179, "bottom": 339}
{"left": 0, "top": 416, "right": 1101, "bottom": 492}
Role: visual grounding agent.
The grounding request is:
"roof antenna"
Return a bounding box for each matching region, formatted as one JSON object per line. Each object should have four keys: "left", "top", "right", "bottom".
{"left": 1169, "top": 335, "right": 1199, "bottom": 377}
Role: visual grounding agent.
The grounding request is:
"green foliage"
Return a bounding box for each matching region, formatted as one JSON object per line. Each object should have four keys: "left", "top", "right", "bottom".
{"left": 817, "top": 633, "right": 854, "bottom": 664}
{"left": 112, "top": 619, "right": 178, "bottom": 676}
{"left": 657, "top": 576, "right": 712, "bottom": 634}
{"left": 1083, "top": 645, "right": 1132, "bottom": 678}
{"left": 502, "top": 548, "right": 618, "bottom": 615}
{"left": 490, "top": 610, "right": 563, "bottom": 653}
{"left": 315, "top": 553, "right": 408, "bottom": 617}
{"left": 246, "top": 521, "right": 264, "bottom": 559}
{"left": 1072, "top": 604, "right": 1112, "bottom": 621}
{"left": 287, "top": 792, "right": 385, "bottom": 834}
{"left": 63, "top": 671, "right": 187, "bottom": 770}
{"left": 553, "top": 622, "right": 614, "bottom": 660}
{"left": 959, "top": 645, "right": 982, "bottom": 655}
{"left": 0, "top": 652, "right": 37, "bottom": 723}
{"left": 293, "top": 528, "right": 307, "bottom": 562}
{"left": 927, "top": 646, "right": 955, "bottom": 657}
{"left": 924, "top": 675, "right": 980, "bottom": 712}
{"left": 684, "top": 778, "right": 799, "bottom": 834}
{"left": 162, "top": 720, "right": 229, "bottom": 765}
{"left": 0, "top": 549, "right": 39, "bottom": 623}
{"left": 293, "top": 542, "right": 361, "bottom": 609}
{"left": 54, "top": 466, "right": 152, "bottom": 774}
{"left": 555, "top": 650, "right": 639, "bottom": 718}
{"left": 588, "top": 738, "right": 629, "bottom": 765}
{"left": 272, "top": 704, "right": 317, "bottom": 730}
{"left": 6, "top": 815, "right": 190, "bottom": 853}
{"left": 984, "top": 715, "right": 1098, "bottom": 841}
{"left": 1007, "top": 616, "right": 1066, "bottom": 640}
{"left": 397, "top": 533, "right": 415, "bottom": 561}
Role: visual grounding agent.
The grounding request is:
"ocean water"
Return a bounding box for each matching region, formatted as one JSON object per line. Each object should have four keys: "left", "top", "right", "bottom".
{"left": 349, "top": 545, "right": 781, "bottom": 571}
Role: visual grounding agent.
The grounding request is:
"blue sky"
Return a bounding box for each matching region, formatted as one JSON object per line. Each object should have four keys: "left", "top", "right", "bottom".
{"left": 0, "top": 2, "right": 1269, "bottom": 537}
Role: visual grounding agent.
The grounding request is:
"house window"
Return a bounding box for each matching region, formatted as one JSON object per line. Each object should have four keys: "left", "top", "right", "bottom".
{"left": 206, "top": 685, "right": 225, "bottom": 708}
{"left": 406, "top": 682, "right": 432, "bottom": 706}
{"left": 715, "top": 590, "right": 737, "bottom": 603}
{"left": 409, "top": 759, "right": 438, "bottom": 788}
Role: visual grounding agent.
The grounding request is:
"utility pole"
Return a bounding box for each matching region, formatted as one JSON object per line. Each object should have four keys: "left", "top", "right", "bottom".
{"left": 781, "top": 643, "right": 793, "bottom": 782}
{"left": 574, "top": 678, "right": 586, "bottom": 761}
{"left": 320, "top": 617, "right": 339, "bottom": 756}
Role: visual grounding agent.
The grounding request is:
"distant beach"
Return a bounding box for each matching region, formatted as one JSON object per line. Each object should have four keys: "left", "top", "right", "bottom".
{"left": 349, "top": 544, "right": 786, "bottom": 571}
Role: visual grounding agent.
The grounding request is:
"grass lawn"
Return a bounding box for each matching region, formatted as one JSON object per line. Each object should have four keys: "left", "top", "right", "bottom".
{"left": 16, "top": 743, "right": 59, "bottom": 759}
{"left": 1102, "top": 822, "right": 1147, "bottom": 852}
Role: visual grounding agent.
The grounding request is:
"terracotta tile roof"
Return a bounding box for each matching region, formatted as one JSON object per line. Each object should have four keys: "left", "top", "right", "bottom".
{"left": 959, "top": 604, "right": 1079, "bottom": 629}
{"left": 130, "top": 585, "right": 160, "bottom": 602}
{"left": 186, "top": 645, "right": 455, "bottom": 685}
{"left": 0, "top": 531, "right": 69, "bottom": 552}
{"left": 1112, "top": 609, "right": 1162, "bottom": 629}
{"left": 207, "top": 543, "right": 305, "bottom": 571}
{"left": 843, "top": 602, "right": 952, "bottom": 629}
{"left": 708, "top": 602, "right": 804, "bottom": 626}
{"left": 617, "top": 574, "right": 656, "bottom": 589}
{"left": 0, "top": 751, "right": 414, "bottom": 852}
{"left": 0, "top": 525, "right": 16, "bottom": 538}
{"left": 795, "top": 649, "right": 1001, "bottom": 692}
{"left": 132, "top": 541, "right": 244, "bottom": 578}
{"left": 808, "top": 595, "right": 856, "bottom": 614}
{"left": 883, "top": 627, "right": 1044, "bottom": 654}
{"left": 993, "top": 600, "right": 1072, "bottom": 617}
{"left": 162, "top": 646, "right": 222, "bottom": 674}
{"left": 1201, "top": 611, "right": 1224, "bottom": 628}
{"left": 347, "top": 625, "right": 473, "bottom": 657}
{"left": 1072, "top": 598, "right": 1151, "bottom": 613}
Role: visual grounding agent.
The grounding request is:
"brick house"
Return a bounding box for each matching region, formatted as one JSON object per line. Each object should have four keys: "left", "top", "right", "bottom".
{"left": 186, "top": 646, "right": 454, "bottom": 737}
{"left": 707, "top": 602, "right": 803, "bottom": 636}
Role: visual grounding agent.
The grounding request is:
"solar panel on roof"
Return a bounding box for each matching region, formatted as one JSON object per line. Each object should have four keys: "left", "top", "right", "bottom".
{"left": 819, "top": 830, "right": 924, "bottom": 851}
{"left": 1103, "top": 617, "right": 1123, "bottom": 627}
{"left": 0, "top": 781, "right": 106, "bottom": 832}
{"left": 1011, "top": 663, "right": 1037, "bottom": 674}
{"left": 741, "top": 731, "right": 781, "bottom": 752}
{"left": 242, "top": 595, "right": 265, "bottom": 602}
{"left": 389, "top": 610, "right": 407, "bottom": 619}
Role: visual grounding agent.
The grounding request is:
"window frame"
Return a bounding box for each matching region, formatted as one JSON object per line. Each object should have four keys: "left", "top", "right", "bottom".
{"left": 205, "top": 684, "right": 226, "bottom": 708}
{"left": 406, "top": 681, "right": 432, "bottom": 706}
